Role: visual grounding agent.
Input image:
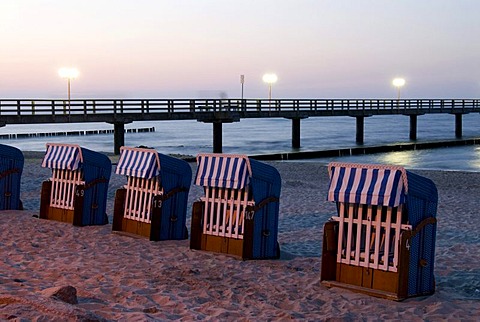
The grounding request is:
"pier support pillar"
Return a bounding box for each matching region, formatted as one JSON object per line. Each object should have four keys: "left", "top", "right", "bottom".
{"left": 455, "top": 113, "right": 463, "bottom": 138}
{"left": 113, "top": 123, "right": 125, "bottom": 155}
{"left": 197, "top": 111, "right": 240, "bottom": 154}
{"left": 213, "top": 122, "right": 223, "bottom": 153}
{"left": 356, "top": 116, "right": 364, "bottom": 144}
{"left": 292, "top": 118, "right": 301, "bottom": 149}
{"left": 409, "top": 115, "right": 418, "bottom": 140}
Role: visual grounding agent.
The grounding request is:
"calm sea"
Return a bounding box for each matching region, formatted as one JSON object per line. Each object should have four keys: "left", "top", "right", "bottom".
{"left": 1, "top": 114, "right": 479, "bottom": 171}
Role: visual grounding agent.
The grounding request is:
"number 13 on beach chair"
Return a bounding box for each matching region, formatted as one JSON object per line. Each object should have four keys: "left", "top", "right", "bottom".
{"left": 112, "top": 146, "right": 192, "bottom": 241}
{"left": 39, "top": 143, "right": 112, "bottom": 226}
{"left": 190, "top": 153, "right": 281, "bottom": 259}
{"left": 321, "top": 162, "right": 438, "bottom": 300}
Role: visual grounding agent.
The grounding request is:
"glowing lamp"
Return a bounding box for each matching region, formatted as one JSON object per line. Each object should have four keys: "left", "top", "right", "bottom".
{"left": 262, "top": 73, "right": 278, "bottom": 85}
{"left": 392, "top": 78, "right": 406, "bottom": 88}
{"left": 58, "top": 67, "right": 80, "bottom": 114}
{"left": 392, "top": 77, "right": 406, "bottom": 100}
{"left": 262, "top": 73, "right": 278, "bottom": 102}
{"left": 58, "top": 67, "right": 79, "bottom": 80}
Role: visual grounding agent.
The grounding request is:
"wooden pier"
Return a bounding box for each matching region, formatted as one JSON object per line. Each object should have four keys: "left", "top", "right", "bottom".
{"left": 0, "top": 98, "right": 479, "bottom": 154}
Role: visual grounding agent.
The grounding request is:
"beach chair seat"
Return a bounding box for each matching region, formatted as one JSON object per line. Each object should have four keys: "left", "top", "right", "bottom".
{"left": 0, "top": 144, "right": 24, "bottom": 210}
{"left": 39, "top": 143, "right": 111, "bottom": 226}
{"left": 321, "top": 162, "right": 438, "bottom": 300}
{"left": 190, "top": 153, "right": 281, "bottom": 259}
{"left": 112, "top": 146, "right": 191, "bottom": 241}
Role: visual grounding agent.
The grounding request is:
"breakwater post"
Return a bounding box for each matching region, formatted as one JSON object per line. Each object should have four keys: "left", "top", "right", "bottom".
{"left": 0, "top": 127, "right": 155, "bottom": 140}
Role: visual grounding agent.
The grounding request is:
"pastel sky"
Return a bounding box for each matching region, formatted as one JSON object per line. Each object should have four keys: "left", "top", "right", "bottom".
{"left": 1, "top": 0, "right": 479, "bottom": 99}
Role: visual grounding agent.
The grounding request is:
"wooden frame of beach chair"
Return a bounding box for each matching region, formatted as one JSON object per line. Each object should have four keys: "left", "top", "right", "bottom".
{"left": 320, "top": 162, "right": 438, "bottom": 301}
{"left": 190, "top": 153, "right": 281, "bottom": 260}
{"left": 0, "top": 144, "right": 24, "bottom": 210}
{"left": 39, "top": 143, "right": 111, "bottom": 226}
{"left": 112, "top": 146, "right": 192, "bottom": 241}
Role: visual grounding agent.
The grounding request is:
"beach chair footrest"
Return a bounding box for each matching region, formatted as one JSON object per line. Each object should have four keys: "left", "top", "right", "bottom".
{"left": 321, "top": 280, "right": 407, "bottom": 301}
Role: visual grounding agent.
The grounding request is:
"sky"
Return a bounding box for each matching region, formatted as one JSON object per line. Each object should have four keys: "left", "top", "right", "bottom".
{"left": 1, "top": 0, "right": 479, "bottom": 99}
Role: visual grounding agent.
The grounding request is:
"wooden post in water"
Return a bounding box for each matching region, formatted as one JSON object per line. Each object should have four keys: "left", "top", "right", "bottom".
{"left": 455, "top": 113, "right": 463, "bottom": 138}
{"left": 409, "top": 115, "right": 418, "bottom": 140}
{"left": 356, "top": 116, "right": 364, "bottom": 144}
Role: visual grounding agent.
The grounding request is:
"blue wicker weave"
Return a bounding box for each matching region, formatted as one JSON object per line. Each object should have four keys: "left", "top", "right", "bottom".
{"left": 0, "top": 144, "right": 24, "bottom": 210}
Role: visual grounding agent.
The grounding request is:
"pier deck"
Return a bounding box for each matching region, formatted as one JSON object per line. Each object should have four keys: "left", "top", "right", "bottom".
{"left": 1, "top": 98, "right": 479, "bottom": 154}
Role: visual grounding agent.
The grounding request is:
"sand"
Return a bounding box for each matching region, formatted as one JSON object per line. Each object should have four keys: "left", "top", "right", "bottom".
{"left": 1, "top": 156, "right": 480, "bottom": 321}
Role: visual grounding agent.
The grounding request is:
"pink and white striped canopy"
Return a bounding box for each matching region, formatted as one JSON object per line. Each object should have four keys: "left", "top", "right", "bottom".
{"left": 115, "top": 146, "right": 161, "bottom": 179}
{"left": 41, "top": 143, "right": 82, "bottom": 170}
{"left": 195, "top": 153, "right": 252, "bottom": 190}
{"left": 327, "top": 162, "right": 408, "bottom": 207}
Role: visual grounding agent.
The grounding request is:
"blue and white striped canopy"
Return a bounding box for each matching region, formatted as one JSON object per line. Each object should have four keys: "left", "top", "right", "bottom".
{"left": 195, "top": 153, "right": 251, "bottom": 189}
{"left": 327, "top": 162, "right": 408, "bottom": 207}
{"left": 115, "top": 147, "right": 160, "bottom": 179}
{"left": 42, "top": 143, "right": 82, "bottom": 170}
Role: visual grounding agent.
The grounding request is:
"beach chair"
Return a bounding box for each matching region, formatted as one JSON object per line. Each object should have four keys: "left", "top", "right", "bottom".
{"left": 112, "top": 146, "right": 192, "bottom": 241}
{"left": 320, "top": 162, "right": 438, "bottom": 300}
{"left": 0, "top": 144, "right": 24, "bottom": 210}
{"left": 190, "top": 153, "right": 281, "bottom": 259}
{"left": 39, "top": 143, "right": 111, "bottom": 226}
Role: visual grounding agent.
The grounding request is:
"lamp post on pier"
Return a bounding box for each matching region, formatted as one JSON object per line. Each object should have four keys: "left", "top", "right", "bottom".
{"left": 58, "top": 67, "right": 79, "bottom": 115}
{"left": 240, "top": 74, "right": 245, "bottom": 100}
{"left": 392, "top": 77, "right": 406, "bottom": 100}
{"left": 262, "top": 73, "right": 278, "bottom": 110}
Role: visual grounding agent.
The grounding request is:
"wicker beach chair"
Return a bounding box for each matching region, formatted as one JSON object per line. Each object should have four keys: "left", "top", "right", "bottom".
{"left": 112, "top": 146, "right": 192, "bottom": 241}
{"left": 0, "top": 144, "right": 24, "bottom": 210}
{"left": 320, "top": 162, "right": 438, "bottom": 300}
{"left": 39, "top": 143, "right": 111, "bottom": 226}
{"left": 190, "top": 153, "right": 281, "bottom": 259}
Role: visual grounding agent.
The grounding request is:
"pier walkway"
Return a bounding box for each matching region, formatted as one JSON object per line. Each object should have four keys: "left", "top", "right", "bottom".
{"left": 1, "top": 98, "right": 479, "bottom": 154}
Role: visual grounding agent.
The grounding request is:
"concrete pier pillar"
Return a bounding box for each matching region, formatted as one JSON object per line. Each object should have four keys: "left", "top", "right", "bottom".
{"left": 292, "top": 118, "right": 301, "bottom": 149}
{"left": 113, "top": 122, "right": 125, "bottom": 155}
{"left": 356, "top": 116, "right": 364, "bottom": 144}
{"left": 213, "top": 122, "right": 223, "bottom": 153}
{"left": 409, "top": 115, "right": 418, "bottom": 140}
{"left": 455, "top": 113, "right": 463, "bottom": 138}
{"left": 197, "top": 111, "right": 239, "bottom": 154}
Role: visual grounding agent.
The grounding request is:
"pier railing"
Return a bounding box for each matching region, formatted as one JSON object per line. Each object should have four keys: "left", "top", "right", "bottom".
{"left": 1, "top": 98, "right": 479, "bottom": 120}
{"left": 1, "top": 98, "right": 479, "bottom": 154}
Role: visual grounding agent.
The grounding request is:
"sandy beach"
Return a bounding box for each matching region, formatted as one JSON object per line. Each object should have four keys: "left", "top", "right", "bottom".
{"left": 1, "top": 153, "right": 480, "bottom": 321}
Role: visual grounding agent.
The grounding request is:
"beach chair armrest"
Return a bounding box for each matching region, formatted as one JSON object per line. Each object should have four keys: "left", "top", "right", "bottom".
{"left": 158, "top": 186, "right": 189, "bottom": 202}
{"left": 409, "top": 217, "right": 437, "bottom": 239}
{"left": 0, "top": 168, "right": 21, "bottom": 180}
{"left": 83, "top": 177, "right": 109, "bottom": 190}
{"left": 245, "top": 196, "right": 279, "bottom": 218}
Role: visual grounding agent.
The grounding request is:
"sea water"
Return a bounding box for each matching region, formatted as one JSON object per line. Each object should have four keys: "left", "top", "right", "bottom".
{"left": 1, "top": 113, "right": 479, "bottom": 171}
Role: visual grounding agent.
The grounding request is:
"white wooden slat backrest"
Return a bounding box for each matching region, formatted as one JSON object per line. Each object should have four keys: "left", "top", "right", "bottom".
{"left": 332, "top": 202, "right": 412, "bottom": 272}
{"left": 50, "top": 168, "right": 84, "bottom": 210}
{"left": 201, "top": 186, "right": 254, "bottom": 239}
{"left": 123, "top": 176, "right": 162, "bottom": 223}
